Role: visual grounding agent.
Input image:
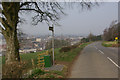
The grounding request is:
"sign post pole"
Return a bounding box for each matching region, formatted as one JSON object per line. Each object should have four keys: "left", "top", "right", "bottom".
{"left": 52, "top": 26, "right": 54, "bottom": 65}
{"left": 49, "top": 25, "right": 54, "bottom": 65}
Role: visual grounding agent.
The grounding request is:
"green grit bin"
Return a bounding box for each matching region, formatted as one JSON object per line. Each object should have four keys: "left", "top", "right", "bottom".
{"left": 44, "top": 55, "right": 52, "bottom": 67}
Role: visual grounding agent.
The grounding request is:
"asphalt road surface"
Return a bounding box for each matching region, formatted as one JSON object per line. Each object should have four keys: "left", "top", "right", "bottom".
{"left": 70, "top": 42, "right": 119, "bottom": 78}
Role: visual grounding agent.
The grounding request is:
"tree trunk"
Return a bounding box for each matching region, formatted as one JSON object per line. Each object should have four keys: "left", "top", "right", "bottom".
{"left": 2, "top": 2, "right": 20, "bottom": 64}
{"left": 4, "top": 30, "right": 20, "bottom": 64}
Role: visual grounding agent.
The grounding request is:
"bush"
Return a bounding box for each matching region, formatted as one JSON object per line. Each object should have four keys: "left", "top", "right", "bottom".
{"left": 47, "top": 74, "right": 55, "bottom": 78}
{"left": 59, "top": 46, "right": 71, "bottom": 52}
{"left": 59, "top": 44, "right": 79, "bottom": 53}
{"left": 33, "top": 68, "right": 45, "bottom": 75}
{"left": 29, "top": 68, "right": 45, "bottom": 78}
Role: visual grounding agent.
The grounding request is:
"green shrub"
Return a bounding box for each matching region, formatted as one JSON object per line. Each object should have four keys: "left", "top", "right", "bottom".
{"left": 59, "top": 44, "right": 79, "bottom": 53}
{"left": 48, "top": 74, "right": 55, "bottom": 78}
{"left": 59, "top": 46, "right": 71, "bottom": 52}
{"left": 55, "top": 42, "right": 91, "bottom": 62}
{"left": 33, "top": 68, "right": 45, "bottom": 75}
{"left": 29, "top": 68, "right": 45, "bottom": 78}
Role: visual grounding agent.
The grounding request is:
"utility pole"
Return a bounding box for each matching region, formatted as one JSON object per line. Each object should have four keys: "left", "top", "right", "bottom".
{"left": 49, "top": 24, "right": 54, "bottom": 65}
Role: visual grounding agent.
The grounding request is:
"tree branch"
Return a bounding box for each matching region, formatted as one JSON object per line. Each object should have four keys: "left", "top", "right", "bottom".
{"left": 0, "top": 17, "right": 11, "bottom": 30}
{"left": 20, "top": 2, "right": 32, "bottom": 8}
{"left": 20, "top": 8, "right": 44, "bottom": 14}
{"left": 20, "top": 2, "right": 63, "bottom": 25}
{"left": 0, "top": 24, "right": 5, "bottom": 34}
{"left": 0, "top": 25, "right": 4, "bottom": 31}
{"left": 33, "top": 2, "right": 43, "bottom": 14}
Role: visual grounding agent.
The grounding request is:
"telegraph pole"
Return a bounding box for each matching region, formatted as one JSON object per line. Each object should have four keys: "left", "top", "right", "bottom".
{"left": 49, "top": 24, "right": 54, "bottom": 65}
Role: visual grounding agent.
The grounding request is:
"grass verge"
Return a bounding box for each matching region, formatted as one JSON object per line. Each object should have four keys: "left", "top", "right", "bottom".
{"left": 28, "top": 67, "right": 67, "bottom": 78}
{"left": 102, "top": 41, "right": 118, "bottom": 47}
{"left": 55, "top": 42, "right": 91, "bottom": 62}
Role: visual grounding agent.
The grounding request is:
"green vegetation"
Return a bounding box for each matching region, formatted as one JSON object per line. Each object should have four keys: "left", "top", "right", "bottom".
{"left": 0, "top": 57, "right": 2, "bottom": 69}
{"left": 2, "top": 42, "right": 91, "bottom": 78}
{"left": 59, "top": 44, "right": 78, "bottom": 53}
{"left": 102, "top": 41, "right": 118, "bottom": 47}
{"left": 20, "top": 50, "right": 46, "bottom": 68}
{"left": 2, "top": 42, "right": 91, "bottom": 67}
{"left": 81, "top": 34, "right": 102, "bottom": 43}
{"left": 29, "top": 68, "right": 45, "bottom": 78}
{"left": 55, "top": 42, "right": 90, "bottom": 62}
{"left": 0, "top": 57, "right": 2, "bottom": 64}
{"left": 29, "top": 68, "right": 66, "bottom": 78}
{"left": 2, "top": 51, "right": 46, "bottom": 66}
{"left": 28, "top": 42, "right": 91, "bottom": 78}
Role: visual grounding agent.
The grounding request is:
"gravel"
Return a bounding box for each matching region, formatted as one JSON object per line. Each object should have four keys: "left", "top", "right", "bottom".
{"left": 44, "top": 64, "right": 64, "bottom": 71}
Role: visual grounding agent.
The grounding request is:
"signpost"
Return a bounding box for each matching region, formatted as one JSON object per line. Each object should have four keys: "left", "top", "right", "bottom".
{"left": 49, "top": 25, "right": 54, "bottom": 65}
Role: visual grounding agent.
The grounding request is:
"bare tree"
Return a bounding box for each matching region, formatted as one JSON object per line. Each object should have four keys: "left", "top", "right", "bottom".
{"left": 88, "top": 32, "right": 94, "bottom": 41}
{"left": 103, "top": 20, "right": 118, "bottom": 41}
{"left": 0, "top": 1, "right": 96, "bottom": 64}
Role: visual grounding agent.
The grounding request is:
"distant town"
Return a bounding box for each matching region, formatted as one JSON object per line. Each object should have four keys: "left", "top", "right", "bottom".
{"left": 0, "top": 34, "right": 83, "bottom": 56}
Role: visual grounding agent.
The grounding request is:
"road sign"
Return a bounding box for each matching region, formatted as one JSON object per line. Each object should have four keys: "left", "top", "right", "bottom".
{"left": 49, "top": 27, "right": 53, "bottom": 31}
{"left": 115, "top": 37, "right": 118, "bottom": 40}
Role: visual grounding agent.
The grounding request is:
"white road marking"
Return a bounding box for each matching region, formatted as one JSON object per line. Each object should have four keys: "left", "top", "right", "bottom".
{"left": 94, "top": 46, "right": 104, "bottom": 54}
{"left": 98, "top": 50, "right": 104, "bottom": 54}
{"left": 94, "top": 45, "right": 119, "bottom": 68}
{"left": 107, "top": 57, "right": 120, "bottom": 68}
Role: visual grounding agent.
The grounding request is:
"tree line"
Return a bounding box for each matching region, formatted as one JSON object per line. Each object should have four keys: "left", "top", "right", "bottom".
{"left": 103, "top": 20, "right": 119, "bottom": 41}
{"left": 81, "top": 33, "right": 102, "bottom": 43}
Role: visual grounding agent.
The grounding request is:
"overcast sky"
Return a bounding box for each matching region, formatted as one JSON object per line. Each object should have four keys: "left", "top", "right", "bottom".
{"left": 19, "top": 2, "right": 118, "bottom": 37}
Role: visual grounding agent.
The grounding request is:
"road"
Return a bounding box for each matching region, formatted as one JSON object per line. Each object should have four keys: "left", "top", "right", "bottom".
{"left": 70, "top": 42, "right": 119, "bottom": 78}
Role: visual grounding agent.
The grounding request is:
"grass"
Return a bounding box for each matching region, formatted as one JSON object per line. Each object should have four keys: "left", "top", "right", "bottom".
{"left": 28, "top": 65, "right": 67, "bottom": 78}
{"left": 54, "top": 42, "right": 90, "bottom": 62}
{"left": 20, "top": 50, "right": 46, "bottom": 68}
{"left": 2, "top": 42, "right": 91, "bottom": 78}
{"left": 28, "top": 42, "right": 91, "bottom": 78}
{"left": 102, "top": 41, "right": 118, "bottom": 47}
{"left": 29, "top": 69, "right": 64, "bottom": 78}
{"left": 2, "top": 50, "right": 46, "bottom": 67}
{"left": 0, "top": 57, "right": 2, "bottom": 70}
{"left": 0, "top": 57, "right": 2, "bottom": 64}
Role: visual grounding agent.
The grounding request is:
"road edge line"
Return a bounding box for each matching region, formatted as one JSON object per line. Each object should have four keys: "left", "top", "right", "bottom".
{"left": 107, "top": 57, "right": 120, "bottom": 68}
